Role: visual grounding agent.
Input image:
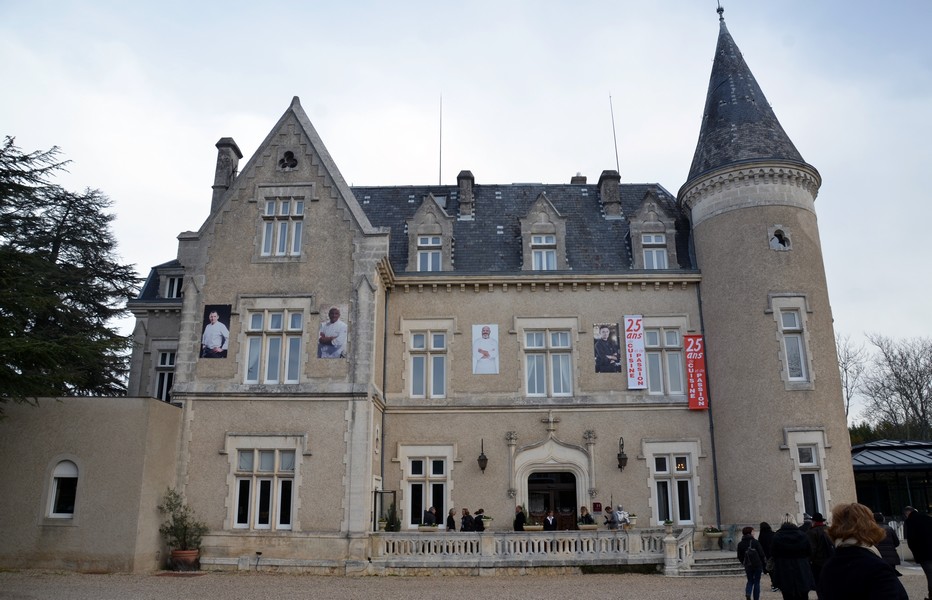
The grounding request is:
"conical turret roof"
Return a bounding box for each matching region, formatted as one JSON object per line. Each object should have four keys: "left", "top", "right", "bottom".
{"left": 685, "top": 15, "right": 806, "bottom": 185}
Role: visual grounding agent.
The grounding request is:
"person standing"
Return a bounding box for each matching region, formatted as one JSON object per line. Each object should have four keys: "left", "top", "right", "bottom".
{"left": 473, "top": 509, "right": 485, "bottom": 532}
{"left": 593, "top": 325, "right": 621, "bottom": 373}
{"left": 873, "top": 512, "right": 901, "bottom": 575}
{"left": 904, "top": 505, "right": 932, "bottom": 599}
{"left": 817, "top": 503, "right": 907, "bottom": 600}
{"left": 472, "top": 325, "right": 499, "bottom": 374}
{"left": 446, "top": 508, "right": 456, "bottom": 531}
{"left": 771, "top": 519, "right": 815, "bottom": 600}
{"left": 513, "top": 505, "right": 526, "bottom": 531}
{"left": 806, "top": 512, "right": 835, "bottom": 597}
{"left": 318, "top": 306, "right": 347, "bottom": 358}
{"left": 578, "top": 506, "right": 595, "bottom": 525}
{"left": 603, "top": 506, "right": 619, "bottom": 530}
{"left": 758, "top": 522, "right": 777, "bottom": 592}
{"left": 201, "top": 310, "right": 230, "bottom": 358}
{"left": 737, "top": 526, "right": 766, "bottom": 600}
{"left": 422, "top": 506, "right": 436, "bottom": 526}
{"left": 460, "top": 508, "right": 475, "bottom": 532}
{"left": 543, "top": 510, "right": 557, "bottom": 531}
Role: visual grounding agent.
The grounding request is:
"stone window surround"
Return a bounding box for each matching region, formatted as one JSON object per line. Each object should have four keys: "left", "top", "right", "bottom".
{"left": 766, "top": 294, "right": 815, "bottom": 391}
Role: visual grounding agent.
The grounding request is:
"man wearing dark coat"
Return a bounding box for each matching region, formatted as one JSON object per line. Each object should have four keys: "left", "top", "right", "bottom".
{"left": 513, "top": 505, "right": 526, "bottom": 531}
{"left": 806, "top": 512, "right": 834, "bottom": 598}
{"left": 904, "top": 506, "right": 932, "bottom": 600}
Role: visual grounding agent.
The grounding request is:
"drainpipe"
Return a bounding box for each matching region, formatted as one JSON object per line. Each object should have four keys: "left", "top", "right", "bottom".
{"left": 380, "top": 288, "right": 390, "bottom": 479}
{"left": 696, "top": 282, "right": 723, "bottom": 530}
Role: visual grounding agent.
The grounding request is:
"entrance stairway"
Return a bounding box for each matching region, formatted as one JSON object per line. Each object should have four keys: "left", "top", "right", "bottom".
{"left": 679, "top": 550, "right": 745, "bottom": 577}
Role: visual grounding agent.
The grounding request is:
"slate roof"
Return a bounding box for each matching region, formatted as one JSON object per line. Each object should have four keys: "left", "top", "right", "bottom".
{"left": 684, "top": 15, "right": 807, "bottom": 187}
{"left": 353, "top": 181, "right": 694, "bottom": 276}
{"left": 851, "top": 440, "right": 932, "bottom": 472}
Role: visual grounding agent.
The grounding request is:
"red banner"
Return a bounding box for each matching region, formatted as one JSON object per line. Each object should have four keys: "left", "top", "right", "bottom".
{"left": 624, "top": 315, "right": 646, "bottom": 390}
{"left": 684, "top": 335, "right": 709, "bottom": 410}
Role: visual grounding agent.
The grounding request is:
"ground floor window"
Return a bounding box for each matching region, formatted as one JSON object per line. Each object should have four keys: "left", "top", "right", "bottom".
{"left": 48, "top": 460, "right": 78, "bottom": 518}
{"left": 644, "top": 441, "right": 699, "bottom": 526}
{"left": 398, "top": 444, "right": 453, "bottom": 529}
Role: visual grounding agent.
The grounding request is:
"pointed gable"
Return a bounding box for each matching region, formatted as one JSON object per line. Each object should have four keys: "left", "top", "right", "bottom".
{"left": 520, "top": 192, "right": 568, "bottom": 271}
{"left": 405, "top": 194, "right": 454, "bottom": 272}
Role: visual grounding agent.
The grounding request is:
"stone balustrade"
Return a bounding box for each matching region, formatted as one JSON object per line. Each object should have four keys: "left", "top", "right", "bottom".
{"left": 369, "top": 527, "right": 694, "bottom": 575}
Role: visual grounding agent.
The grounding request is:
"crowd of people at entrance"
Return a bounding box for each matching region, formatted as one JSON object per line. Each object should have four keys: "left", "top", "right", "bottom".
{"left": 738, "top": 503, "right": 913, "bottom": 600}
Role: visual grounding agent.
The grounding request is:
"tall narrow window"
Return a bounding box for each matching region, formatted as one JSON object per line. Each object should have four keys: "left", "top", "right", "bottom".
{"left": 417, "top": 236, "right": 442, "bottom": 272}
{"left": 531, "top": 235, "right": 557, "bottom": 270}
{"left": 260, "top": 197, "right": 304, "bottom": 257}
{"left": 48, "top": 460, "right": 78, "bottom": 518}
{"left": 234, "top": 449, "right": 295, "bottom": 530}
{"left": 652, "top": 454, "right": 693, "bottom": 525}
{"left": 245, "top": 310, "right": 304, "bottom": 384}
{"left": 155, "top": 351, "right": 176, "bottom": 402}
{"left": 407, "top": 457, "right": 447, "bottom": 527}
{"left": 645, "top": 328, "right": 684, "bottom": 395}
{"left": 780, "top": 310, "right": 808, "bottom": 381}
{"left": 524, "top": 329, "right": 573, "bottom": 396}
{"left": 798, "top": 445, "right": 822, "bottom": 517}
{"left": 410, "top": 331, "right": 447, "bottom": 398}
{"left": 642, "top": 234, "right": 668, "bottom": 269}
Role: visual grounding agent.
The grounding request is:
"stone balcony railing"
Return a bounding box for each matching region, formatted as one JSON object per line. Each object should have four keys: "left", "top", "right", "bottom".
{"left": 369, "top": 527, "right": 695, "bottom": 576}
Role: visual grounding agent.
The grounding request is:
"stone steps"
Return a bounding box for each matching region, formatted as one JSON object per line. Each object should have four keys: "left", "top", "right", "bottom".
{"left": 679, "top": 553, "right": 745, "bottom": 578}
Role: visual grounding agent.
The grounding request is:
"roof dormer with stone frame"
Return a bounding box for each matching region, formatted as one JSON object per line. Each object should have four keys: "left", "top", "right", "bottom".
{"left": 405, "top": 194, "right": 454, "bottom": 272}
{"left": 520, "top": 193, "right": 568, "bottom": 271}
{"left": 629, "top": 190, "right": 678, "bottom": 270}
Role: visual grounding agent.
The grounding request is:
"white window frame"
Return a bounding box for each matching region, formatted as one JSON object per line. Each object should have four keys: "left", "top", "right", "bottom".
{"left": 645, "top": 440, "right": 699, "bottom": 526}
{"left": 531, "top": 234, "right": 557, "bottom": 271}
{"left": 47, "top": 460, "right": 79, "bottom": 519}
{"left": 770, "top": 296, "right": 815, "bottom": 390}
{"left": 260, "top": 196, "right": 305, "bottom": 257}
{"left": 409, "top": 330, "right": 447, "bottom": 398}
{"left": 517, "top": 317, "right": 576, "bottom": 397}
{"left": 397, "top": 445, "right": 453, "bottom": 530}
{"left": 642, "top": 233, "right": 668, "bottom": 270}
{"left": 245, "top": 309, "right": 304, "bottom": 384}
{"left": 165, "top": 276, "right": 184, "bottom": 299}
{"left": 416, "top": 235, "right": 442, "bottom": 272}
{"left": 224, "top": 434, "right": 305, "bottom": 531}
{"left": 644, "top": 327, "right": 685, "bottom": 396}
{"left": 155, "top": 350, "right": 176, "bottom": 402}
{"left": 784, "top": 430, "right": 829, "bottom": 522}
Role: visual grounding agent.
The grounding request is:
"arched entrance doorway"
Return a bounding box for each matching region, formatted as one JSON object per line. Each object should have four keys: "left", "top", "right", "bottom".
{"left": 528, "top": 471, "right": 577, "bottom": 530}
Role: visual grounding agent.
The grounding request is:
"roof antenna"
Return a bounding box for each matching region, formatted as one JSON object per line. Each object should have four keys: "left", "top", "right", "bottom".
{"left": 717, "top": 1, "right": 724, "bottom": 20}
{"left": 438, "top": 94, "right": 443, "bottom": 185}
{"left": 609, "top": 94, "right": 621, "bottom": 175}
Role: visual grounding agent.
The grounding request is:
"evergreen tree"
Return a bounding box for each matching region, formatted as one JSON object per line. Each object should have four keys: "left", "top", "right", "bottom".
{"left": 0, "top": 136, "right": 139, "bottom": 409}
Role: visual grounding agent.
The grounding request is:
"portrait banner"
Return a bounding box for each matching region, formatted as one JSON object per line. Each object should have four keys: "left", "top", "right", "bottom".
{"left": 593, "top": 323, "right": 622, "bottom": 373}
{"left": 201, "top": 304, "right": 232, "bottom": 359}
{"left": 624, "top": 315, "right": 646, "bottom": 389}
{"left": 472, "top": 324, "right": 499, "bottom": 374}
{"left": 318, "top": 304, "right": 348, "bottom": 359}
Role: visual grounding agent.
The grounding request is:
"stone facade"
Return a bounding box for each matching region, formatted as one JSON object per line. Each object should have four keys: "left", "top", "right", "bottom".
{"left": 0, "top": 14, "right": 855, "bottom": 574}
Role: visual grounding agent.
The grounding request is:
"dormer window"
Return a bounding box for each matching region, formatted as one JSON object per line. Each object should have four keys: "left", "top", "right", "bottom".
{"left": 417, "top": 236, "right": 442, "bottom": 272}
{"left": 166, "top": 276, "right": 183, "bottom": 299}
{"left": 642, "top": 234, "right": 668, "bottom": 269}
{"left": 531, "top": 234, "right": 557, "bottom": 270}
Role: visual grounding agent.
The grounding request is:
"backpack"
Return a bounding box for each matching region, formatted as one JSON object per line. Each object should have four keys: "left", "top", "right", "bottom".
{"left": 743, "top": 540, "right": 763, "bottom": 569}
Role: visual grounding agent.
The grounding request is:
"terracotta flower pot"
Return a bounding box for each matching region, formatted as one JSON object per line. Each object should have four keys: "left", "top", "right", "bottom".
{"left": 170, "top": 549, "right": 200, "bottom": 571}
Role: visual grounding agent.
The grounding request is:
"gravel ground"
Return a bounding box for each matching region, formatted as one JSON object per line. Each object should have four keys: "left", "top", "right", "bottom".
{"left": 0, "top": 565, "right": 928, "bottom": 600}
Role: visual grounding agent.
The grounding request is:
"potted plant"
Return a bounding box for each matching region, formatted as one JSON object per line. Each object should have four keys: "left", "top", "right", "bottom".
{"left": 158, "top": 488, "right": 209, "bottom": 571}
{"left": 378, "top": 517, "right": 388, "bottom": 531}
{"left": 703, "top": 525, "right": 724, "bottom": 538}
{"left": 385, "top": 503, "right": 401, "bottom": 532}
{"left": 663, "top": 519, "right": 674, "bottom": 535}
{"left": 627, "top": 513, "right": 638, "bottom": 526}
{"left": 522, "top": 505, "right": 544, "bottom": 531}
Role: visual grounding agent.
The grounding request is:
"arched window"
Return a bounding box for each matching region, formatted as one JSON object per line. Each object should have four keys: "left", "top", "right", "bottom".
{"left": 49, "top": 460, "right": 78, "bottom": 518}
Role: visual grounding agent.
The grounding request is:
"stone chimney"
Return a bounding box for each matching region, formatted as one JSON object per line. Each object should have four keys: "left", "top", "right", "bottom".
{"left": 457, "top": 170, "right": 475, "bottom": 219}
{"left": 570, "top": 172, "right": 587, "bottom": 184}
{"left": 597, "top": 169, "right": 622, "bottom": 218}
{"left": 211, "top": 137, "right": 244, "bottom": 212}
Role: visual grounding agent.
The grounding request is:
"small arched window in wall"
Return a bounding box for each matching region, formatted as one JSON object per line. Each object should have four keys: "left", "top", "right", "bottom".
{"left": 49, "top": 460, "right": 78, "bottom": 518}
{"left": 769, "top": 226, "right": 792, "bottom": 251}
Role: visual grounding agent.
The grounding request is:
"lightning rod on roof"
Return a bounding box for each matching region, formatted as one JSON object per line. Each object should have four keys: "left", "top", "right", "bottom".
{"left": 439, "top": 94, "right": 443, "bottom": 185}
{"left": 609, "top": 94, "right": 621, "bottom": 176}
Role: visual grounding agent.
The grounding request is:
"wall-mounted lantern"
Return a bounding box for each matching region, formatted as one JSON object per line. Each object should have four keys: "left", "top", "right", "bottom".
{"left": 617, "top": 437, "right": 628, "bottom": 471}
{"left": 477, "top": 439, "right": 488, "bottom": 473}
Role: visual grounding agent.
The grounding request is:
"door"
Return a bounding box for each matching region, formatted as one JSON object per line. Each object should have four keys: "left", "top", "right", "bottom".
{"left": 528, "top": 472, "right": 578, "bottom": 530}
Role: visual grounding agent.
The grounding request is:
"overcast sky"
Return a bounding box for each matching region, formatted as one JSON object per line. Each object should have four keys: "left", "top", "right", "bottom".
{"left": 2, "top": 1, "right": 930, "bottom": 415}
